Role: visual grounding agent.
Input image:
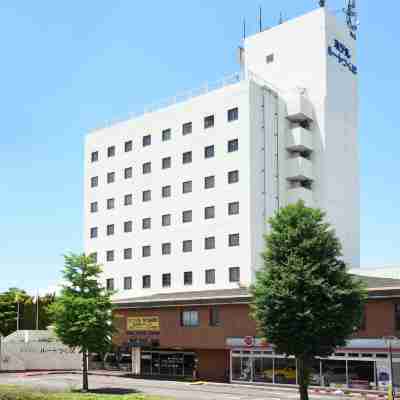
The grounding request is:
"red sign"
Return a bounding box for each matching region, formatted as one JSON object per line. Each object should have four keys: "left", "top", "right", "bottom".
{"left": 244, "top": 336, "right": 254, "bottom": 347}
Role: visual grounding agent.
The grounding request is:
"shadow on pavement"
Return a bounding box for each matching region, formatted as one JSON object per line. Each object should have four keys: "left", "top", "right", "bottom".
{"left": 77, "top": 388, "right": 142, "bottom": 395}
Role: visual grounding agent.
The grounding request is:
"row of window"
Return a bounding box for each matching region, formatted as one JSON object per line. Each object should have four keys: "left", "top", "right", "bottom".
{"left": 90, "top": 171, "right": 239, "bottom": 199}
{"left": 91, "top": 234, "right": 240, "bottom": 261}
{"left": 105, "top": 267, "right": 240, "bottom": 291}
{"left": 90, "top": 201, "right": 239, "bottom": 226}
{"left": 90, "top": 108, "right": 239, "bottom": 162}
{"left": 89, "top": 142, "right": 238, "bottom": 187}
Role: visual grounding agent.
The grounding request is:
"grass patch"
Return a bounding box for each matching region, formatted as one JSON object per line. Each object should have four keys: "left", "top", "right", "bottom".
{"left": 0, "top": 386, "right": 164, "bottom": 400}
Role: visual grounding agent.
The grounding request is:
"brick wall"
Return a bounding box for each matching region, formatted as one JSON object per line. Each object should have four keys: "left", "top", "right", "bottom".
{"left": 113, "top": 298, "right": 399, "bottom": 349}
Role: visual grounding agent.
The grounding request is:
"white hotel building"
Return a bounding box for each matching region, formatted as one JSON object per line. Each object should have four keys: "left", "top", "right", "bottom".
{"left": 84, "top": 7, "right": 359, "bottom": 297}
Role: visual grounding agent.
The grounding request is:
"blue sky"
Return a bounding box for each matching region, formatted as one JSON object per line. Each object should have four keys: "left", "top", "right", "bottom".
{"left": 0, "top": 1, "right": 399, "bottom": 293}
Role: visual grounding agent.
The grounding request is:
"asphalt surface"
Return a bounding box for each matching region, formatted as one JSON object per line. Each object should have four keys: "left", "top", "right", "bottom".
{"left": 0, "top": 372, "right": 354, "bottom": 400}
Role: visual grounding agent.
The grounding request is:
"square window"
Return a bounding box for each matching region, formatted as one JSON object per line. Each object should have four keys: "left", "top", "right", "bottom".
{"left": 182, "top": 122, "right": 192, "bottom": 135}
{"left": 142, "top": 217, "right": 151, "bottom": 230}
{"left": 228, "top": 170, "right": 239, "bottom": 184}
{"left": 227, "top": 107, "right": 239, "bottom": 122}
{"left": 91, "top": 176, "right": 98, "bottom": 188}
{"left": 142, "top": 190, "right": 151, "bottom": 202}
{"left": 229, "top": 267, "right": 240, "bottom": 282}
{"left": 162, "top": 156, "right": 171, "bottom": 169}
{"left": 182, "top": 151, "right": 192, "bottom": 164}
{"left": 124, "top": 167, "right": 133, "bottom": 179}
{"left": 162, "top": 214, "right": 171, "bottom": 227}
{"left": 204, "top": 206, "right": 215, "bottom": 219}
{"left": 182, "top": 210, "right": 192, "bottom": 223}
{"left": 106, "top": 250, "right": 114, "bottom": 262}
{"left": 228, "top": 201, "right": 239, "bottom": 215}
{"left": 205, "top": 269, "right": 215, "bottom": 284}
{"left": 162, "top": 273, "right": 171, "bottom": 288}
{"left": 182, "top": 240, "right": 192, "bottom": 253}
{"left": 181, "top": 310, "right": 199, "bottom": 327}
{"left": 106, "top": 278, "right": 114, "bottom": 291}
{"left": 124, "top": 140, "right": 133, "bottom": 152}
{"left": 162, "top": 129, "right": 171, "bottom": 141}
{"left": 142, "top": 275, "right": 151, "bottom": 289}
{"left": 107, "top": 146, "right": 115, "bottom": 158}
{"left": 205, "top": 236, "right": 215, "bottom": 250}
{"left": 162, "top": 185, "right": 171, "bottom": 198}
{"left": 124, "top": 194, "right": 133, "bottom": 206}
{"left": 204, "top": 145, "right": 215, "bottom": 159}
{"left": 142, "top": 162, "right": 151, "bottom": 174}
{"left": 143, "top": 134, "right": 151, "bottom": 147}
{"left": 209, "top": 306, "right": 220, "bottom": 326}
{"left": 204, "top": 175, "right": 215, "bottom": 189}
{"left": 204, "top": 115, "right": 214, "bottom": 129}
{"left": 162, "top": 242, "right": 171, "bottom": 255}
{"left": 107, "top": 172, "right": 115, "bottom": 184}
{"left": 266, "top": 53, "right": 274, "bottom": 64}
{"left": 91, "top": 151, "right": 98, "bottom": 162}
{"left": 90, "top": 227, "right": 98, "bottom": 239}
{"left": 228, "top": 139, "right": 239, "bottom": 152}
{"left": 124, "top": 248, "right": 132, "bottom": 260}
{"left": 90, "top": 202, "right": 98, "bottom": 213}
{"left": 229, "top": 233, "right": 240, "bottom": 247}
{"left": 124, "top": 221, "right": 133, "bottom": 233}
{"left": 142, "top": 245, "right": 151, "bottom": 258}
{"left": 184, "top": 271, "right": 193, "bottom": 286}
{"left": 182, "top": 180, "right": 192, "bottom": 194}
{"left": 124, "top": 276, "right": 132, "bottom": 290}
{"left": 106, "top": 224, "right": 114, "bottom": 236}
{"left": 107, "top": 198, "right": 115, "bottom": 210}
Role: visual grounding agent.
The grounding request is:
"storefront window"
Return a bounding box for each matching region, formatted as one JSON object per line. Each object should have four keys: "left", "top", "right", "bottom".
{"left": 274, "top": 357, "right": 296, "bottom": 384}
{"left": 321, "top": 359, "right": 347, "bottom": 388}
{"left": 253, "top": 357, "right": 273, "bottom": 383}
{"left": 348, "top": 360, "right": 375, "bottom": 389}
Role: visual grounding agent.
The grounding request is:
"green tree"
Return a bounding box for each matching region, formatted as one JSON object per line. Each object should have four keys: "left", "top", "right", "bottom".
{"left": 49, "top": 254, "right": 114, "bottom": 392}
{"left": 251, "top": 202, "right": 366, "bottom": 400}
{"left": 0, "top": 288, "right": 29, "bottom": 336}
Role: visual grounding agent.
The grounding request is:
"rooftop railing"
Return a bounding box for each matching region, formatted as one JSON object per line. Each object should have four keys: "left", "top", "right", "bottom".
{"left": 91, "top": 72, "right": 244, "bottom": 132}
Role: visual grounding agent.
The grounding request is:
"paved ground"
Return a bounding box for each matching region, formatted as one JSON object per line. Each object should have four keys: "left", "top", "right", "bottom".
{"left": 0, "top": 371, "right": 355, "bottom": 400}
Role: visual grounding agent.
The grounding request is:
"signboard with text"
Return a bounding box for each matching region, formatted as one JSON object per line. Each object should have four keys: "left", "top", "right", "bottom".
{"left": 127, "top": 316, "right": 160, "bottom": 333}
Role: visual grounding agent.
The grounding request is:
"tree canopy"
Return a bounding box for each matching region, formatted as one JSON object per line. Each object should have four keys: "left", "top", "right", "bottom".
{"left": 49, "top": 253, "right": 114, "bottom": 391}
{"left": 251, "top": 201, "right": 367, "bottom": 400}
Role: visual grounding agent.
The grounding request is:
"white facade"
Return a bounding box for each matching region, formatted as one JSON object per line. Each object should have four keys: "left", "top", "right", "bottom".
{"left": 84, "top": 8, "right": 359, "bottom": 298}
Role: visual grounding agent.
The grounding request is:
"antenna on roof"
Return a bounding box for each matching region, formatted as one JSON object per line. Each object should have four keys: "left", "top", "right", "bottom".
{"left": 344, "top": 0, "right": 358, "bottom": 39}
{"left": 319, "top": 0, "right": 326, "bottom": 7}
{"left": 258, "top": 5, "right": 262, "bottom": 32}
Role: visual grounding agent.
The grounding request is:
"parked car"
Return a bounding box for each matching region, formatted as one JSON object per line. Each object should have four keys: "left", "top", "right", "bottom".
{"left": 264, "top": 367, "right": 297, "bottom": 382}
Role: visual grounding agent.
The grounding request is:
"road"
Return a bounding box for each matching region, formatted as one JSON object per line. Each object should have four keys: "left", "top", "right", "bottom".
{"left": 0, "top": 372, "right": 353, "bottom": 400}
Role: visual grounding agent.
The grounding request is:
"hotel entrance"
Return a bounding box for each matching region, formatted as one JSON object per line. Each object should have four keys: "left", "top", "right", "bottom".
{"left": 140, "top": 350, "right": 196, "bottom": 378}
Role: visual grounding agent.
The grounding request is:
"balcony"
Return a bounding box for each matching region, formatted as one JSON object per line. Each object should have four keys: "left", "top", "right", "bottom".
{"left": 287, "top": 187, "right": 314, "bottom": 207}
{"left": 286, "top": 157, "right": 313, "bottom": 181}
{"left": 286, "top": 127, "right": 313, "bottom": 152}
{"left": 286, "top": 93, "right": 313, "bottom": 122}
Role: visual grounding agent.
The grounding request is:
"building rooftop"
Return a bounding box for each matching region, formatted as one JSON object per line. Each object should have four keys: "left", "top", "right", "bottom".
{"left": 113, "top": 275, "right": 400, "bottom": 309}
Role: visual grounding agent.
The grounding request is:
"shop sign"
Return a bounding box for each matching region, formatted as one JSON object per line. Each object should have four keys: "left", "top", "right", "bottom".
{"left": 226, "top": 337, "right": 270, "bottom": 348}
{"left": 127, "top": 316, "right": 160, "bottom": 332}
{"left": 328, "top": 39, "right": 357, "bottom": 75}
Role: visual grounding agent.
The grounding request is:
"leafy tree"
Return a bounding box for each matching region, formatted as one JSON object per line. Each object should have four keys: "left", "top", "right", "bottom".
{"left": 0, "top": 288, "right": 29, "bottom": 336}
{"left": 251, "top": 201, "right": 366, "bottom": 400}
{"left": 49, "top": 254, "right": 114, "bottom": 392}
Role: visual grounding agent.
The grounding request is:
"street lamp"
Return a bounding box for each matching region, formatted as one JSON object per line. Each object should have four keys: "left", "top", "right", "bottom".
{"left": 384, "top": 336, "right": 397, "bottom": 399}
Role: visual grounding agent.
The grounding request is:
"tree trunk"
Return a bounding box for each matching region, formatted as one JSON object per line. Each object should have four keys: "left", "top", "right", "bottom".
{"left": 297, "top": 357, "right": 310, "bottom": 400}
{"left": 82, "top": 350, "right": 89, "bottom": 392}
